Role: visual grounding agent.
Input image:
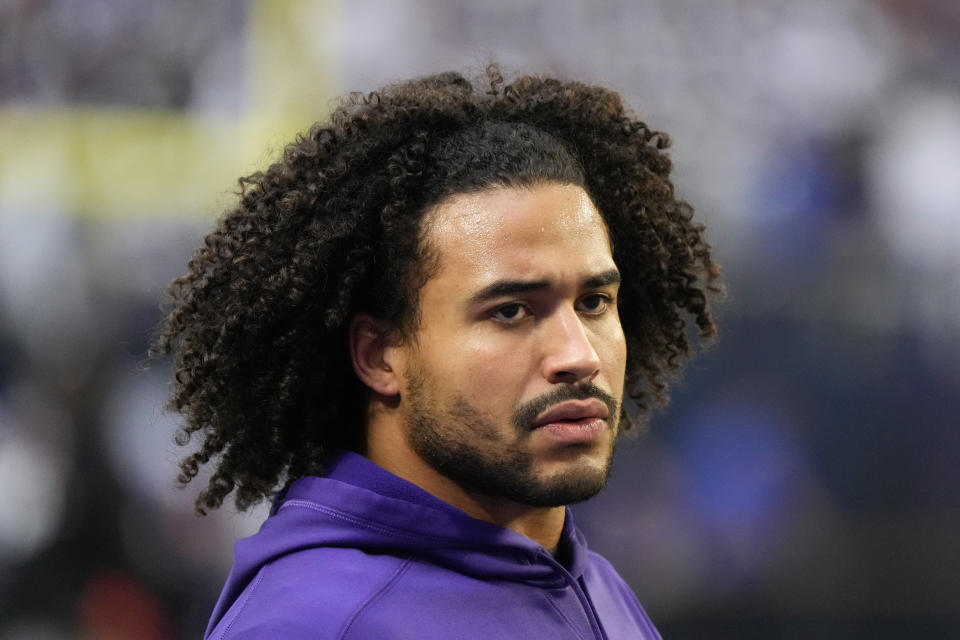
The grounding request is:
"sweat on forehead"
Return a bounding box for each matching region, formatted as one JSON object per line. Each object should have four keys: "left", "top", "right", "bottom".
{"left": 416, "top": 185, "right": 618, "bottom": 313}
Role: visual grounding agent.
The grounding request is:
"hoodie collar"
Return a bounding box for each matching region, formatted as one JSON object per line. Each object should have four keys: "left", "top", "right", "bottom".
{"left": 207, "top": 451, "right": 593, "bottom": 636}
{"left": 276, "top": 450, "right": 591, "bottom": 578}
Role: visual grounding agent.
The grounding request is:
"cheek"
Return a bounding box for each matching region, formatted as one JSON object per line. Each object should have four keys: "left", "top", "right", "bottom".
{"left": 420, "top": 331, "right": 524, "bottom": 384}
{"left": 449, "top": 337, "right": 534, "bottom": 405}
{"left": 600, "top": 325, "right": 628, "bottom": 383}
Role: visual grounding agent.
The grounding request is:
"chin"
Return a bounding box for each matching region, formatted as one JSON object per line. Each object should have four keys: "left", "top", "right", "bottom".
{"left": 518, "top": 458, "right": 613, "bottom": 507}
{"left": 518, "top": 474, "right": 608, "bottom": 507}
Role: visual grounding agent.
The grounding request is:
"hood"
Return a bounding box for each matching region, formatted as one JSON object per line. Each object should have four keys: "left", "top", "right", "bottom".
{"left": 206, "top": 451, "right": 592, "bottom": 634}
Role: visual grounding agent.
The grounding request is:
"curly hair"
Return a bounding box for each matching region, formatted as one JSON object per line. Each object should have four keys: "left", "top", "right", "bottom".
{"left": 152, "top": 65, "right": 722, "bottom": 514}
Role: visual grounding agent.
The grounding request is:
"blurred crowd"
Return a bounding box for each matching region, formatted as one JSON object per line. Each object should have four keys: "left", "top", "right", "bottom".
{"left": 1, "top": 1, "right": 958, "bottom": 638}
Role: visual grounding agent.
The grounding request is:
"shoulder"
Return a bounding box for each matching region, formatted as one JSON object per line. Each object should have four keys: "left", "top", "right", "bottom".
{"left": 207, "top": 546, "right": 412, "bottom": 640}
{"left": 585, "top": 549, "right": 627, "bottom": 584}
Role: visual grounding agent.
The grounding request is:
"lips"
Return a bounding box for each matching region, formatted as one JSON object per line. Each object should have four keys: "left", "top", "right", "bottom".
{"left": 532, "top": 398, "right": 610, "bottom": 429}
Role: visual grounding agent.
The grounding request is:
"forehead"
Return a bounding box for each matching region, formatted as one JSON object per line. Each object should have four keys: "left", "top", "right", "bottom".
{"left": 422, "top": 183, "right": 615, "bottom": 286}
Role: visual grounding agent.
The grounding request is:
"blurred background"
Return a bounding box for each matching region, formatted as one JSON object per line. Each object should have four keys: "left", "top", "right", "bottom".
{"left": 1, "top": 0, "right": 958, "bottom": 638}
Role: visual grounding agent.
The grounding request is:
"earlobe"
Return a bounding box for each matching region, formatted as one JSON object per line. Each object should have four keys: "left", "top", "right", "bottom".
{"left": 348, "top": 314, "right": 401, "bottom": 396}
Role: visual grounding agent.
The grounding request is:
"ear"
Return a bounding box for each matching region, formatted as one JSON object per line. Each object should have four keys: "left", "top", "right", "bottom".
{"left": 348, "top": 313, "right": 403, "bottom": 397}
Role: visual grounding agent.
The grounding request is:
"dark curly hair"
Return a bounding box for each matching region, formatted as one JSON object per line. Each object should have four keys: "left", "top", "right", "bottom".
{"left": 152, "top": 65, "right": 722, "bottom": 514}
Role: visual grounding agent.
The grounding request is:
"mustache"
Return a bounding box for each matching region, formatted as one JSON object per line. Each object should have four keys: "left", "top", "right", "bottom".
{"left": 512, "top": 383, "right": 619, "bottom": 432}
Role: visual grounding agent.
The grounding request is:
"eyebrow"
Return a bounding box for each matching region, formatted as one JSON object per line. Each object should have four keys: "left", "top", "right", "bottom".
{"left": 468, "top": 268, "right": 621, "bottom": 305}
{"left": 583, "top": 269, "right": 622, "bottom": 289}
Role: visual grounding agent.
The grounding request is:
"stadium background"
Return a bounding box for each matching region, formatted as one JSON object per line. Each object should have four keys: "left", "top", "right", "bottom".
{"left": 1, "top": 0, "right": 958, "bottom": 637}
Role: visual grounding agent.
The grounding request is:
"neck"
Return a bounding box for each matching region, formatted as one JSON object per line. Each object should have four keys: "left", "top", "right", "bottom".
{"left": 365, "top": 415, "right": 567, "bottom": 551}
{"left": 463, "top": 493, "right": 567, "bottom": 552}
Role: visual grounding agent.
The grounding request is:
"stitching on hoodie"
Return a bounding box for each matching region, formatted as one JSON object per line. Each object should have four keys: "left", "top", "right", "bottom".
{"left": 338, "top": 557, "right": 413, "bottom": 640}
{"left": 213, "top": 566, "right": 266, "bottom": 640}
{"left": 545, "top": 590, "right": 592, "bottom": 639}
{"left": 279, "top": 499, "right": 453, "bottom": 545}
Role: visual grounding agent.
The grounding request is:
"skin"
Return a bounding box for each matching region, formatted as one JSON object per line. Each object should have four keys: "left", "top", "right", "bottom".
{"left": 351, "top": 182, "right": 627, "bottom": 551}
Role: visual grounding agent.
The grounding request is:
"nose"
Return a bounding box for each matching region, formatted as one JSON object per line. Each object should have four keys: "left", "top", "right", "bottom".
{"left": 541, "top": 308, "right": 602, "bottom": 384}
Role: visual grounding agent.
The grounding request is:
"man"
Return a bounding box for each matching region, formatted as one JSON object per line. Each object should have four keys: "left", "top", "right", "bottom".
{"left": 155, "top": 65, "right": 721, "bottom": 639}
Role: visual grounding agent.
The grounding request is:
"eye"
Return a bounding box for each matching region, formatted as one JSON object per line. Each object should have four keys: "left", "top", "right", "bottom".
{"left": 577, "top": 293, "right": 610, "bottom": 314}
{"left": 490, "top": 303, "right": 530, "bottom": 322}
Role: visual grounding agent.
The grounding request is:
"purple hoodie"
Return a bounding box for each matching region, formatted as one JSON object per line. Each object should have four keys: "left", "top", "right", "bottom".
{"left": 204, "top": 451, "right": 662, "bottom": 639}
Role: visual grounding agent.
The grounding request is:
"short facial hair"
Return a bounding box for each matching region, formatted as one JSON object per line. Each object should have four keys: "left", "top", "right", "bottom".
{"left": 405, "top": 369, "right": 620, "bottom": 508}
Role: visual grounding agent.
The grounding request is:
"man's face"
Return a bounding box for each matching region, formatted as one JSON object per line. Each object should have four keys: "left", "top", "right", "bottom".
{"left": 394, "top": 182, "right": 627, "bottom": 507}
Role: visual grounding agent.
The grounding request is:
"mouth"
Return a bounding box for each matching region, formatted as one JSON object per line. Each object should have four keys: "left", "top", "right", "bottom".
{"left": 532, "top": 398, "right": 610, "bottom": 430}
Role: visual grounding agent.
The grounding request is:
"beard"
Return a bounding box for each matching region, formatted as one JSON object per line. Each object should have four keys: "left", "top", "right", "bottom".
{"left": 404, "top": 367, "right": 620, "bottom": 508}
